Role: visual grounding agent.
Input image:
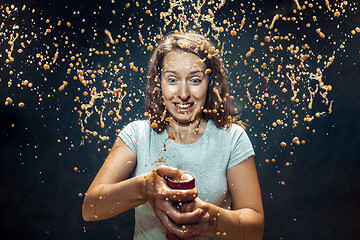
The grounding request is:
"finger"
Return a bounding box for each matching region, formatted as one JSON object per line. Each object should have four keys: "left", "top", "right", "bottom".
{"left": 156, "top": 209, "right": 199, "bottom": 239}
{"left": 156, "top": 165, "right": 186, "bottom": 180}
{"left": 185, "top": 213, "right": 211, "bottom": 238}
{"left": 163, "top": 188, "right": 198, "bottom": 202}
{"left": 189, "top": 221, "right": 209, "bottom": 238}
{"left": 161, "top": 200, "right": 199, "bottom": 222}
{"left": 167, "top": 207, "right": 205, "bottom": 225}
{"left": 178, "top": 202, "right": 197, "bottom": 212}
{"left": 149, "top": 181, "right": 196, "bottom": 204}
{"left": 152, "top": 183, "right": 196, "bottom": 202}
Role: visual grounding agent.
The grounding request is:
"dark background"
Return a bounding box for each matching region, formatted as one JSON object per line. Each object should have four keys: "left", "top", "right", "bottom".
{"left": 1, "top": 0, "right": 359, "bottom": 239}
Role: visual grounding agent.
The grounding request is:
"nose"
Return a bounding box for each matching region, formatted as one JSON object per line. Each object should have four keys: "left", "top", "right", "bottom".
{"left": 178, "top": 82, "right": 190, "bottom": 102}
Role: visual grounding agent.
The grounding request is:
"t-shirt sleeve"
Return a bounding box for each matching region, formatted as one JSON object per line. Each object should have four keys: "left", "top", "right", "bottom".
{"left": 117, "top": 121, "right": 139, "bottom": 155}
{"left": 228, "top": 125, "right": 255, "bottom": 169}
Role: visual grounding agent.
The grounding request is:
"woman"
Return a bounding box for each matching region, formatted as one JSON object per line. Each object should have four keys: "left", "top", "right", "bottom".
{"left": 82, "top": 32, "right": 264, "bottom": 240}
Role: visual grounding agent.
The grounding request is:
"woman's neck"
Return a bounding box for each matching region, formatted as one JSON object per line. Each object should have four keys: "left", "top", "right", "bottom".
{"left": 166, "top": 117, "right": 208, "bottom": 144}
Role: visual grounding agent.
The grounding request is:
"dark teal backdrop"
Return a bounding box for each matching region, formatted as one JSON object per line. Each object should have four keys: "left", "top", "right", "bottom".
{"left": 0, "top": 0, "right": 359, "bottom": 239}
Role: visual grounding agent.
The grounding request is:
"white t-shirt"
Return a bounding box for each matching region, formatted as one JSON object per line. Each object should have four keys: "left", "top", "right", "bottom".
{"left": 119, "top": 120, "right": 255, "bottom": 240}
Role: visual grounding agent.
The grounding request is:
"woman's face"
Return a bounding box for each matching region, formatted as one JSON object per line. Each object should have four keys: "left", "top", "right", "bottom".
{"left": 161, "top": 49, "right": 209, "bottom": 124}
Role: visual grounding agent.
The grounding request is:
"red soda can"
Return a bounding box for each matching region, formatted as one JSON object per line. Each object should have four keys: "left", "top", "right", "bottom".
{"left": 165, "top": 170, "right": 195, "bottom": 189}
{"left": 165, "top": 170, "right": 195, "bottom": 240}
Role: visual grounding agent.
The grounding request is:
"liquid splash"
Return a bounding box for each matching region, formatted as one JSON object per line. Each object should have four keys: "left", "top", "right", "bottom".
{"left": 0, "top": 1, "right": 359, "bottom": 188}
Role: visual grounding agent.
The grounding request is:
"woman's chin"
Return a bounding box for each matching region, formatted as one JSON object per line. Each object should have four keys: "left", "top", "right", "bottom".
{"left": 173, "top": 118, "right": 192, "bottom": 124}
{"left": 171, "top": 114, "right": 201, "bottom": 125}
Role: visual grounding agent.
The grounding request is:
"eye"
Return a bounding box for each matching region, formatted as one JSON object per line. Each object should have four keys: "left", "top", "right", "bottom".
{"left": 166, "top": 76, "right": 177, "bottom": 84}
{"left": 190, "top": 77, "right": 202, "bottom": 84}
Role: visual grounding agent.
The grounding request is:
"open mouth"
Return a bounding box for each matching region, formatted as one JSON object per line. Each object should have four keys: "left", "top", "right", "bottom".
{"left": 174, "top": 102, "right": 194, "bottom": 112}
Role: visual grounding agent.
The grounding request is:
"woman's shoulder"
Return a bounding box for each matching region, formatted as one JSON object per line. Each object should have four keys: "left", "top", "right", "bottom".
{"left": 128, "top": 119, "right": 150, "bottom": 129}
{"left": 119, "top": 119, "right": 151, "bottom": 135}
{"left": 208, "top": 120, "right": 246, "bottom": 134}
{"left": 209, "top": 121, "right": 251, "bottom": 145}
{"left": 228, "top": 122, "right": 247, "bottom": 133}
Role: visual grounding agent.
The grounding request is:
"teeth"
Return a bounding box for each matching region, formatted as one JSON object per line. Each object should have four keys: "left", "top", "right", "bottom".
{"left": 176, "top": 103, "right": 191, "bottom": 109}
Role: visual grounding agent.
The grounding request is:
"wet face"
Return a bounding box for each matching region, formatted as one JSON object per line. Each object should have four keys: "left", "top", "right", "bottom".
{"left": 161, "top": 49, "right": 209, "bottom": 124}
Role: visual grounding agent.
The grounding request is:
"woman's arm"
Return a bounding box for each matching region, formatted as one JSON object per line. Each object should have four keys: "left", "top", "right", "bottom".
{"left": 82, "top": 137, "right": 201, "bottom": 234}
{"left": 168, "top": 156, "right": 264, "bottom": 239}
{"left": 207, "top": 155, "right": 264, "bottom": 239}
{"left": 82, "top": 137, "right": 144, "bottom": 221}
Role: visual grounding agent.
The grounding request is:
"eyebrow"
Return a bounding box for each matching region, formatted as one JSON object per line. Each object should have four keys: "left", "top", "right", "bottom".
{"left": 162, "top": 69, "right": 205, "bottom": 75}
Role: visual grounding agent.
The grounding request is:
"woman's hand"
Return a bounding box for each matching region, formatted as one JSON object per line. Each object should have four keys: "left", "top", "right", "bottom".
{"left": 141, "top": 165, "right": 203, "bottom": 239}
{"left": 177, "top": 198, "right": 213, "bottom": 238}
{"left": 176, "top": 156, "right": 264, "bottom": 240}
